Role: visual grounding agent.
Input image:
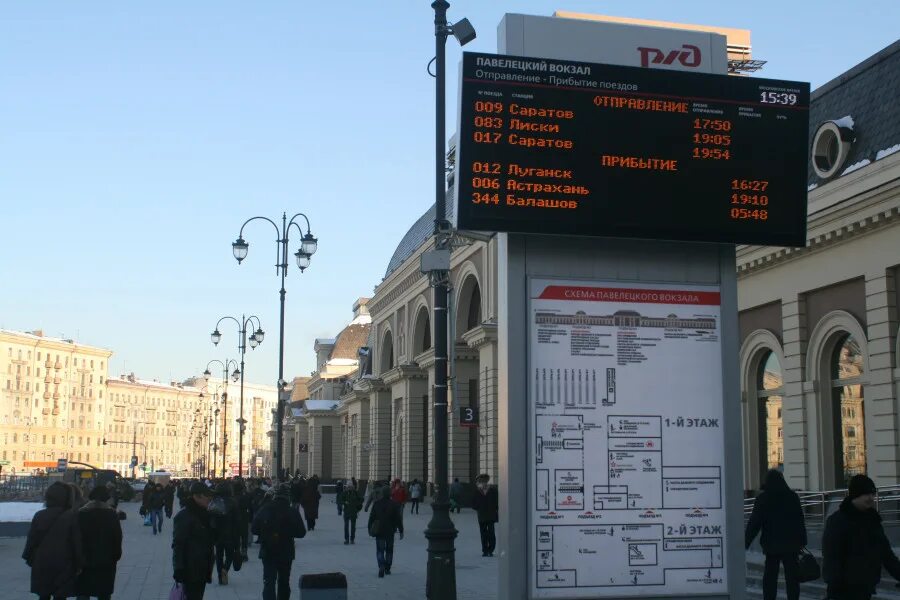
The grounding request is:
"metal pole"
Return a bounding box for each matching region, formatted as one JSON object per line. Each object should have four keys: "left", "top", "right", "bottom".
{"left": 213, "top": 396, "right": 219, "bottom": 475}
{"left": 275, "top": 213, "right": 287, "bottom": 481}
{"left": 425, "top": 2, "right": 457, "bottom": 598}
{"left": 239, "top": 317, "right": 246, "bottom": 478}
{"left": 131, "top": 427, "right": 136, "bottom": 480}
{"left": 222, "top": 391, "right": 228, "bottom": 478}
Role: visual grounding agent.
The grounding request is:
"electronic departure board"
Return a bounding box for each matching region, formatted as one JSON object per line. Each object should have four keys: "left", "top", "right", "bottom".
{"left": 455, "top": 52, "right": 810, "bottom": 247}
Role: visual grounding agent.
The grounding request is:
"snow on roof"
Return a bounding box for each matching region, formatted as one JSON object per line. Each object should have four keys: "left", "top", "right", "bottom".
{"left": 876, "top": 143, "right": 900, "bottom": 160}
{"left": 349, "top": 313, "right": 372, "bottom": 326}
{"left": 0, "top": 329, "right": 111, "bottom": 354}
{"left": 841, "top": 158, "right": 871, "bottom": 176}
{"left": 110, "top": 375, "right": 201, "bottom": 392}
{"left": 305, "top": 400, "right": 339, "bottom": 412}
{"left": 832, "top": 115, "right": 855, "bottom": 129}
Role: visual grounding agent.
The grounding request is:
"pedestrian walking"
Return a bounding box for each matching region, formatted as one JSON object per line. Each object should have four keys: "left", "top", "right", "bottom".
{"left": 164, "top": 481, "right": 176, "bottom": 519}
{"left": 335, "top": 479, "right": 345, "bottom": 516}
{"left": 148, "top": 483, "right": 166, "bottom": 535}
{"left": 823, "top": 474, "right": 900, "bottom": 600}
{"left": 22, "top": 481, "right": 84, "bottom": 600}
{"left": 390, "top": 478, "right": 408, "bottom": 513}
{"left": 364, "top": 480, "right": 386, "bottom": 512}
{"left": 172, "top": 482, "right": 216, "bottom": 600}
{"left": 450, "top": 478, "right": 462, "bottom": 513}
{"left": 74, "top": 486, "right": 123, "bottom": 600}
{"left": 300, "top": 476, "right": 321, "bottom": 531}
{"left": 209, "top": 481, "right": 241, "bottom": 585}
{"left": 234, "top": 479, "right": 252, "bottom": 562}
{"left": 342, "top": 480, "right": 363, "bottom": 544}
{"left": 368, "top": 484, "right": 404, "bottom": 577}
{"left": 744, "top": 469, "right": 807, "bottom": 600}
{"left": 471, "top": 474, "right": 498, "bottom": 557}
{"left": 409, "top": 479, "right": 423, "bottom": 514}
{"left": 252, "top": 484, "right": 306, "bottom": 600}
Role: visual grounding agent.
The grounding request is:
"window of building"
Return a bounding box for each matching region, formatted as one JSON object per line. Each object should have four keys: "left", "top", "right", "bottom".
{"left": 756, "top": 351, "right": 784, "bottom": 477}
{"left": 831, "top": 334, "right": 866, "bottom": 484}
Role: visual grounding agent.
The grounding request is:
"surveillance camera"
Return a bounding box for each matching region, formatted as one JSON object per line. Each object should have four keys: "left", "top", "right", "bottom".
{"left": 452, "top": 18, "right": 476, "bottom": 47}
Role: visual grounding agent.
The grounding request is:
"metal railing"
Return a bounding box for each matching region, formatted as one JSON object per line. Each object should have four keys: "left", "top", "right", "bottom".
{"left": 744, "top": 483, "right": 900, "bottom": 526}
{"left": 0, "top": 474, "right": 51, "bottom": 501}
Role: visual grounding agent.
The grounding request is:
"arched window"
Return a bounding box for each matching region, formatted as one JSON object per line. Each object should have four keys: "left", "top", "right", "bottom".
{"left": 413, "top": 307, "right": 432, "bottom": 355}
{"left": 756, "top": 351, "right": 784, "bottom": 475}
{"left": 832, "top": 334, "right": 865, "bottom": 483}
{"left": 380, "top": 330, "right": 394, "bottom": 373}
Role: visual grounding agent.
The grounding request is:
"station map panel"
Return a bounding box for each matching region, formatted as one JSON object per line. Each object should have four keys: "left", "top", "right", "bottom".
{"left": 529, "top": 279, "right": 727, "bottom": 598}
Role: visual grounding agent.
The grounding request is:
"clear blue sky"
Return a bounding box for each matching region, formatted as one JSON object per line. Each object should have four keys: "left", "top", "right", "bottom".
{"left": 1, "top": 1, "right": 897, "bottom": 385}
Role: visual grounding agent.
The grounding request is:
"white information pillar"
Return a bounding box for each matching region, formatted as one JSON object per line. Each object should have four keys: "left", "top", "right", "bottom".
{"left": 494, "top": 14, "right": 745, "bottom": 600}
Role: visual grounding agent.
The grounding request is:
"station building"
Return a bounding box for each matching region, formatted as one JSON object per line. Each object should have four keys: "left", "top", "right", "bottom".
{"left": 288, "top": 40, "right": 900, "bottom": 497}
{"left": 738, "top": 40, "right": 900, "bottom": 492}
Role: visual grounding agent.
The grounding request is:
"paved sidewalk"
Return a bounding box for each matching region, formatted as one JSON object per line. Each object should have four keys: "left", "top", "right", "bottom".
{"left": 0, "top": 500, "right": 497, "bottom": 599}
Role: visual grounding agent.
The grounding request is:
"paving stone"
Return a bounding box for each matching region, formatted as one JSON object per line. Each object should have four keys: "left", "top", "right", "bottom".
{"left": 0, "top": 501, "right": 497, "bottom": 599}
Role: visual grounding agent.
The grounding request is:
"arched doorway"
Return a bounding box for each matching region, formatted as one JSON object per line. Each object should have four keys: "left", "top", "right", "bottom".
{"left": 455, "top": 273, "right": 483, "bottom": 483}
{"left": 756, "top": 351, "right": 784, "bottom": 478}
{"left": 831, "top": 334, "right": 866, "bottom": 484}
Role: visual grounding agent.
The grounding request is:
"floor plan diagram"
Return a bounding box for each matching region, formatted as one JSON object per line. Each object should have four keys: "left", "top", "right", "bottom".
{"left": 529, "top": 280, "right": 727, "bottom": 598}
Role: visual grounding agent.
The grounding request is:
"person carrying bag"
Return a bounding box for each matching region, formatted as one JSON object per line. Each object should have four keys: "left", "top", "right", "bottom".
{"left": 745, "top": 469, "right": 808, "bottom": 600}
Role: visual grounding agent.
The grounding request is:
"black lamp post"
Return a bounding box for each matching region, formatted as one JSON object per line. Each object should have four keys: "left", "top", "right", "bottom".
{"left": 211, "top": 314, "right": 264, "bottom": 478}
{"left": 203, "top": 360, "right": 239, "bottom": 477}
{"left": 231, "top": 212, "right": 317, "bottom": 480}
{"left": 426, "top": 3, "right": 475, "bottom": 599}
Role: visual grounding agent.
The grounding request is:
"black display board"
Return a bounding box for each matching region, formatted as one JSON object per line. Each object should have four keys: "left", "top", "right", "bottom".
{"left": 455, "top": 52, "right": 810, "bottom": 246}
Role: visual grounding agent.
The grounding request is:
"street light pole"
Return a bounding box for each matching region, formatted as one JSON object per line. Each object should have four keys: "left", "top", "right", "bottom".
{"left": 212, "top": 315, "right": 264, "bottom": 478}
{"left": 231, "top": 212, "right": 317, "bottom": 480}
{"left": 203, "top": 359, "right": 238, "bottom": 477}
{"left": 425, "top": 3, "right": 475, "bottom": 599}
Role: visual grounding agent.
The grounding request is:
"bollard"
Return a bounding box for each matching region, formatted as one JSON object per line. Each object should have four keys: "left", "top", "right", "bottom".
{"left": 300, "top": 572, "right": 347, "bottom": 600}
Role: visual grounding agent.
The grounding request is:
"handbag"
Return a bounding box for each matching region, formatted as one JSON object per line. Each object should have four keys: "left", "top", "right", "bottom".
{"left": 168, "top": 583, "right": 187, "bottom": 600}
{"left": 368, "top": 519, "right": 380, "bottom": 538}
{"left": 797, "top": 547, "right": 821, "bottom": 582}
{"left": 143, "top": 514, "right": 153, "bottom": 526}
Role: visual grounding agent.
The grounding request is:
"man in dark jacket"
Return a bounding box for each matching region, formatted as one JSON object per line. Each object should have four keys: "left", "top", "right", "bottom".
{"left": 75, "top": 486, "right": 122, "bottom": 600}
{"left": 252, "top": 484, "right": 306, "bottom": 600}
{"left": 823, "top": 474, "right": 900, "bottom": 600}
{"left": 745, "top": 469, "right": 807, "bottom": 600}
{"left": 367, "top": 484, "right": 404, "bottom": 577}
{"left": 471, "top": 474, "right": 498, "bottom": 557}
{"left": 172, "top": 482, "right": 215, "bottom": 600}
{"left": 234, "top": 479, "right": 252, "bottom": 562}
{"left": 342, "top": 481, "right": 364, "bottom": 544}
{"left": 148, "top": 484, "right": 166, "bottom": 535}
{"left": 164, "top": 482, "right": 176, "bottom": 518}
{"left": 210, "top": 482, "right": 241, "bottom": 585}
{"left": 329, "top": 478, "right": 339, "bottom": 514}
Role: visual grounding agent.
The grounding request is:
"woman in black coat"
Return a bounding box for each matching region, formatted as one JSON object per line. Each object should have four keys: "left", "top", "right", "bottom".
{"left": 22, "top": 481, "right": 84, "bottom": 600}
{"left": 300, "top": 477, "right": 321, "bottom": 531}
{"left": 745, "top": 469, "right": 807, "bottom": 600}
{"left": 75, "top": 486, "right": 122, "bottom": 600}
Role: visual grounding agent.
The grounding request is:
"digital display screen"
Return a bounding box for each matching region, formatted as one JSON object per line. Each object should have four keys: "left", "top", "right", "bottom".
{"left": 455, "top": 52, "right": 810, "bottom": 246}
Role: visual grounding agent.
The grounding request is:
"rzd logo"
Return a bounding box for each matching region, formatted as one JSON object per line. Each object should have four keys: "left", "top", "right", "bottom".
{"left": 637, "top": 44, "right": 701, "bottom": 68}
